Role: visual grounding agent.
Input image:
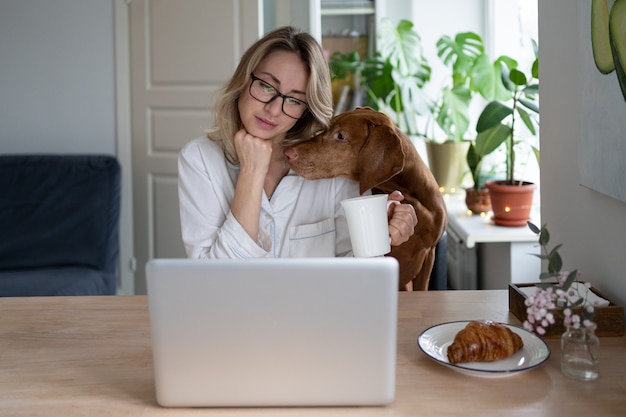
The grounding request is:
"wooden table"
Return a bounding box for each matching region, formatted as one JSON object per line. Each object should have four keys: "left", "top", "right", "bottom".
{"left": 1, "top": 291, "right": 624, "bottom": 416}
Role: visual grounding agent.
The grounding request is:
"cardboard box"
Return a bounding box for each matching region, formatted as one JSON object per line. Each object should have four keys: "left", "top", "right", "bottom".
{"left": 509, "top": 283, "right": 624, "bottom": 338}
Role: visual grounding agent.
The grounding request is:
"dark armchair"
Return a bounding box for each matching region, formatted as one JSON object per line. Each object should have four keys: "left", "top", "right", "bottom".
{"left": 0, "top": 155, "right": 121, "bottom": 296}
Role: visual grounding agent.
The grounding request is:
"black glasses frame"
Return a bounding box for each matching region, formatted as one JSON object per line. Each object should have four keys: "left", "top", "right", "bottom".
{"left": 248, "top": 73, "right": 308, "bottom": 119}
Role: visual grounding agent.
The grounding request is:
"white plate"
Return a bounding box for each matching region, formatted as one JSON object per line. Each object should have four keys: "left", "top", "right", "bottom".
{"left": 417, "top": 321, "right": 551, "bottom": 378}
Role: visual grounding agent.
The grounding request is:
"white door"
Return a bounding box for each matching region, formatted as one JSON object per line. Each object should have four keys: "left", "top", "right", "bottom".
{"left": 130, "top": 0, "right": 261, "bottom": 293}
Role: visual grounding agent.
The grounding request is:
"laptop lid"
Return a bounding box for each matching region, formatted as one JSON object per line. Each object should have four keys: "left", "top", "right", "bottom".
{"left": 146, "top": 257, "right": 398, "bottom": 408}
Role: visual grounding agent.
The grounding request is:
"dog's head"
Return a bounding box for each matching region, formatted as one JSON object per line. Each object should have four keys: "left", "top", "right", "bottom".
{"left": 284, "top": 107, "right": 406, "bottom": 194}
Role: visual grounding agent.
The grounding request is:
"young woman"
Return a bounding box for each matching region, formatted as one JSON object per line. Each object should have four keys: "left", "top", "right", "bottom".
{"left": 178, "top": 26, "right": 417, "bottom": 259}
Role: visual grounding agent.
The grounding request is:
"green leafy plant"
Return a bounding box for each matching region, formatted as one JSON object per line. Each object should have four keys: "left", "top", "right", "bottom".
{"left": 429, "top": 32, "right": 509, "bottom": 143}
{"left": 328, "top": 50, "right": 363, "bottom": 82}
{"left": 363, "top": 18, "right": 432, "bottom": 135}
{"left": 466, "top": 138, "right": 500, "bottom": 191}
{"left": 473, "top": 41, "right": 540, "bottom": 185}
{"left": 328, "top": 19, "right": 432, "bottom": 136}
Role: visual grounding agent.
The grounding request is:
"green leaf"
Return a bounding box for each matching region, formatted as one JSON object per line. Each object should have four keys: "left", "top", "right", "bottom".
{"left": 436, "top": 31, "right": 484, "bottom": 77}
{"left": 519, "top": 97, "right": 539, "bottom": 113}
{"left": 499, "top": 60, "right": 515, "bottom": 92}
{"left": 434, "top": 31, "right": 491, "bottom": 141}
{"left": 397, "top": 72, "right": 433, "bottom": 115}
{"left": 362, "top": 19, "right": 431, "bottom": 135}
{"left": 470, "top": 53, "right": 499, "bottom": 100}
{"left": 523, "top": 83, "right": 539, "bottom": 96}
{"left": 476, "top": 101, "right": 512, "bottom": 132}
{"left": 509, "top": 68, "right": 528, "bottom": 86}
{"left": 378, "top": 19, "right": 424, "bottom": 77}
{"left": 548, "top": 250, "right": 562, "bottom": 274}
{"left": 531, "top": 145, "right": 540, "bottom": 165}
{"left": 516, "top": 107, "right": 536, "bottom": 135}
{"left": 549, "top": 243, "right": 563, "bottom": 255}
{"left": 539, "top": 224, "right": 550, "bottom": 244}
{"left": 437, "top": 86, "right": 471, "bottom": 140}
{"left": 467, "top": 142, "right": 478, "bottom": 170}
{"left": 562, "top": 270, "right": 578, "bottom": 290}
{"left": 328, "top": 51, "right": 363, "bottom": 80}
{"left": 527, "top": 221, "right": 541, "bottom": 234}
{"left": 474, "top": 124, "right": 509, "bottom": 156}
{"left": 436, "top": 35, "right": 457, "bottom": 66}
{"left": 466, "top": 143, "right": 483, "bottom": 188}
{"left": 491, "top": 56, "right": 518, "bottom": 99}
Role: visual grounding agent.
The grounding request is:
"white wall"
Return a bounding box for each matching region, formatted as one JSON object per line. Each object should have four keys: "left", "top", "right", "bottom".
{"left": 0, "top": 0, "right": 115, "bottom": 154}
{"left": 540, "top": 0, "right": 626, "bottom": 313}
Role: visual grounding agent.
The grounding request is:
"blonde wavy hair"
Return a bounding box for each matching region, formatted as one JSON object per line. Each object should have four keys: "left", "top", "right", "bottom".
{"left": 207, "top": 26, "right": 333, "bottom": 165}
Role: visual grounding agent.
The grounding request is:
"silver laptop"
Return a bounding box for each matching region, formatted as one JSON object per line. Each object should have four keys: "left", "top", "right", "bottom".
{"left": 146, "top": 257, "right": 398, "bottom": 408}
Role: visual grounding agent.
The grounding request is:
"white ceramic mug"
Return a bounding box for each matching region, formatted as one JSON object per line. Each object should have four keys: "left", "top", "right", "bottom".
{"left": 340, "top": 194, "right": 398, "bottom": 258}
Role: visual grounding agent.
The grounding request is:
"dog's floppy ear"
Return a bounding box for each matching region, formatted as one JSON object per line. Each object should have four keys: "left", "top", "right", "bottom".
{"left": 357, "top": 123, "right": 406, "bottom": 194}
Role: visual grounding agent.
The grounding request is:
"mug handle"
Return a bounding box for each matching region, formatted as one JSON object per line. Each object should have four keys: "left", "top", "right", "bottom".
{"left": 386, "top": 200, "right": 401, "bottom": 243}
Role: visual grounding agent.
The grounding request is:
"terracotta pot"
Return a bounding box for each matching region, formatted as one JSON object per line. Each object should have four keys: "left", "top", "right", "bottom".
{"left": 465, "top": 187, "right": 491, "bottom": 214}
{"left": 486, "top": 180, "right": 536, "bottom": 227}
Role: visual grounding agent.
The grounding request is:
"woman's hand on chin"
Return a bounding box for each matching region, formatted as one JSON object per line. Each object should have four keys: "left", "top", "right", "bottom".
{"left": 234, "top": 128, "right": 272, "bottom": 175}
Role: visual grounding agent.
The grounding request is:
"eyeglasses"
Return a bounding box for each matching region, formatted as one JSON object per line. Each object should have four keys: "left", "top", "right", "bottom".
{"left": 248, "top": 73, "right": 308, "bottom": 119}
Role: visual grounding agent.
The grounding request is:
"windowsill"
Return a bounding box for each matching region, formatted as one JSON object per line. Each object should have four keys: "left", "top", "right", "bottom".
{"left": 443, "top": 193, "right": 540, "bottom": 249}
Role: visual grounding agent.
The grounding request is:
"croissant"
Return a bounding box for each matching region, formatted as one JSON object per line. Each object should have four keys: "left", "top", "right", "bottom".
{"left": 447, "top": 320, "right": 523, "bottom": 364}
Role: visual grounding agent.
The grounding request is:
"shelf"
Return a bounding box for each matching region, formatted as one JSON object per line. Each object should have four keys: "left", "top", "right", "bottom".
{"left": 321, "top": 7, "right": 375, "bottom": 16}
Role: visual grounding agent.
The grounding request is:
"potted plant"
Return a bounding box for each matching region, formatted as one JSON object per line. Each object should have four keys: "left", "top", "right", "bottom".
{"left": 327, "top": 19, "right": 432, "bottom": 134}
{"left": 425, "top": 32, "right": 510, "bottom": 194}
{"left": 465, "top": 139, "right": 498, "bottom": 214}
{"left": 361, "top": 18, "right": 433, "bottom": 134}
{"left": 473, "top": 41, "right": 540, "bottom": 226}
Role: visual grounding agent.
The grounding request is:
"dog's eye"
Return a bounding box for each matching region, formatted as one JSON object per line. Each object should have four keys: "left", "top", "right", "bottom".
{"left": 335, "top": 132, "right": 346, "bottom": 141}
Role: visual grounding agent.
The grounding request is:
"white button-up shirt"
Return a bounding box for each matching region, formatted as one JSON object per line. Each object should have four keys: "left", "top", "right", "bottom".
{"left": 178, "top": 137, "right": 362, "bottom": 259}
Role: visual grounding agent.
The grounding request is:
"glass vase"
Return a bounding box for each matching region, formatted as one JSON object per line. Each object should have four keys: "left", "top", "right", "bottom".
{"left": 560, "top": 323, "right": 600, "bottom": 381}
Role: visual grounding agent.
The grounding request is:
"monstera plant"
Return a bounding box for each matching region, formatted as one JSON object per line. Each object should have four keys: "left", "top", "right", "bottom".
{"left": 328, "top": 18, "right": 432, "bottom": 136}
{"left": 430, "top": 32, "right": 509, "bottom": 143}
{"left": 426, "top": 31, "right": 511, "bottom": 194}
{"left": 362, "top": 18, "right": 433, "bottom": 135}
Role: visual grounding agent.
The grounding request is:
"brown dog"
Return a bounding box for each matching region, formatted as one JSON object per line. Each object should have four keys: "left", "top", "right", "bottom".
{"left": 284, "top": 107, "right": 447, "bottom": 291}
